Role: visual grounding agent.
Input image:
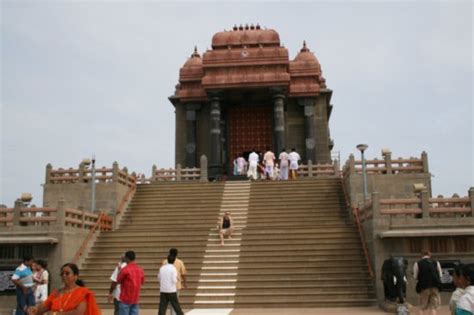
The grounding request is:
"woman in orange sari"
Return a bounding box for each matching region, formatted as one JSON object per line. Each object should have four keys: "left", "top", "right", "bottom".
{"left": 27, "top": 263, "right": 100, "bottom": 315}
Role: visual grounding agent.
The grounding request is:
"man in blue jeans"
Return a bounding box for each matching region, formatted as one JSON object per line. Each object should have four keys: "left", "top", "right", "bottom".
{"left": 11, "top": 255, "right": 35, "bottom": 315}
{"left": 116, "top": 251, "right": 145, "bottom": 315}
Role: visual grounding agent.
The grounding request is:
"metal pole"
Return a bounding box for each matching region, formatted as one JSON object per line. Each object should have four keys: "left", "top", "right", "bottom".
{"left": 361, "top": 151, "right": 368, "bottom": 201}
{"left": 91, "top": 155, "right": 96, "bottom": 212}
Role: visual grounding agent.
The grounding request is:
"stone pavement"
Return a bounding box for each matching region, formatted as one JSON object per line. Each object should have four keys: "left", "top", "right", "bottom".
{"left": 99, "top": 306, "right": 450, "bottom": 315}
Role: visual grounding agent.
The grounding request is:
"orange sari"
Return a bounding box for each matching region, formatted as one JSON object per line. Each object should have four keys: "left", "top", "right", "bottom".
{"left": 44, "top": 287, "right": 100, "bottom": 315}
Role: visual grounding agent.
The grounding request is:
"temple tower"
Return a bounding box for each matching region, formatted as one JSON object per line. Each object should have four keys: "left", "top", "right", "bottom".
{"left": 169, "top": 24, "right": 334, "bottom": 179}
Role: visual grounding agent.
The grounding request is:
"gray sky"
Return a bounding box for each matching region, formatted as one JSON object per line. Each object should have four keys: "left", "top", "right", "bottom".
{"left": 1, "top": 1, "right": 473, "bottom": 206}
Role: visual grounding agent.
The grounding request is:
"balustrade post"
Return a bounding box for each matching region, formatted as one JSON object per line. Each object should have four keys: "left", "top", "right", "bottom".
{"left": 111, "top": 162, "right": 119, "bottom": 183}
{"left": 348, "top": 154, "right": 355, "bottom": 174}
{"left": 45, "top": 163, "right": 52, "bottom": 184}
{"left": 421, "top": 151, "right": 429, "bottom": 173}
{"left": 78, "top": 162, "right": 85, "bottom": 183}
{"left": 469, "top": 187, "right": 474, "bottom": 217}
{"left": 152, "top": 165, "right": 157, "bottom": 182}
{"left": 384, "top": 152, "right": 392, "bottom": 174}
{"left": 176, "top": 164, "right": 182, "bottom": 181}
{"left": 13, "top": 199, "right": 23, "bottom": 226}
{"left": 307, "top": 160, "right": 313, "bottom": 177}
{"left": 372, "top": 192, "right": 380, "bottom": 220}
{"left": 421, "top": 189, "right": 430, "bottom": 218}
{"left": 122, "top": 167, "right": 128, "bottom": 184}
{"left": 333, "top": 159, "right": 340, "bottom": 176}
{"left": 200, "top": 155, "right": 208, "bottom": 182}
{"left": 81, "top": 208, "right": 86, "bottom": 229}
{"left": 56, "top": 199, "right": 66, "bottom": 228}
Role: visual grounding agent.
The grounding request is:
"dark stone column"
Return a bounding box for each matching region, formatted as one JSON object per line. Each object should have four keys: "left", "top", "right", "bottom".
{"left": 298, "top": 98, "right": 316, "bottom": 163}
{"left": 314, "top": 96, "right": 331, "bottom": 163}
{"left": 208, "top": 93, "right": 222, "bottom": 179}
{"left": 272, "top": 92, "right": 286, "bottom": 154}
{"left": 185, "top": 104, "right": 200, "bottom": 168}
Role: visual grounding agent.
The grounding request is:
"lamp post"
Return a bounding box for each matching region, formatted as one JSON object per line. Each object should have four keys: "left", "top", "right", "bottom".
{"left": 91, "top": 155, "right": 96, "bottom": 212}
{"left": 356, "top": 144, "right": 369, "bottom": 202}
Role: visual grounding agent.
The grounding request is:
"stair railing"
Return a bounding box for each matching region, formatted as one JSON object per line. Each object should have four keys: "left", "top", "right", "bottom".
{"left": 71, "top": 184, "right": 135, "bottom": 265}
{"left": 113, "top": 182, "right": 137, "bottom": 229}
{"left": 339, "top": 176, "right": 374, "bottom": 279}
{"left": 352, "top": 206, "right": 374, "bottom": 279}
{"left": 72, "top": 211, "right": 111, "bottom": 265}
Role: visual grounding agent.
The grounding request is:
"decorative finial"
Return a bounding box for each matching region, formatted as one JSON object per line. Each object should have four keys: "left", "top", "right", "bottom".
{"left": 245, "top": 23, "right": 249, "bottom": 30}
{"left": 239, "top": 24, "right": 244, "bottom": 31}
{"left": 301, "top": 40, "right": 309, "bottom": 52}
{"left": 233, "top": 24, "right": 238, "bottom": 31}
{"left": 256, "top": 23, "right": 261, "bottom": 30}
{"left": 191, "top": 46, "right": 200, "bottom": 57}
{"left": 250, "top": 23, "right": 255, "bottom": 30}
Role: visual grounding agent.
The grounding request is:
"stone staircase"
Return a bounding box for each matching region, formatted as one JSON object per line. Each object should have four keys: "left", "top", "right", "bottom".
{"left": 79, "top": 177, "right": 375, "bottom": 309}
{"left": 194, "top": 181, "right": 250, "bottom": 307}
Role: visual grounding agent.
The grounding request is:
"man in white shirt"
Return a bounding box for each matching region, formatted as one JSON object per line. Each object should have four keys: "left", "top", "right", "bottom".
{"left": 263, "top": 148, "right": 276, "bottom": 180}
{"left": 158, "top": 255, "right": 184, "bottom": 315}
{"left": 108, "top": 257, "right": 127, "bottom": 315}
{"left": 288, "top": 148, "right": 301, "bottom": 180}
{"left": 247, "top": 149, "right": 259, "bottom": 180}
{"left": 278, "top": 148, "right": 289, "bottom": 180}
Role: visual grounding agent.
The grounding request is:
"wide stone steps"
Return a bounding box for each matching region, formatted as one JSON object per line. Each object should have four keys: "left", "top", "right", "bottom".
{"left": 81, "top": 178, "right": 374, "bottom": 309}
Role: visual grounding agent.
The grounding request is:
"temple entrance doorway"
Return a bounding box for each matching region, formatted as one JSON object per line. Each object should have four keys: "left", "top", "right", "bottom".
{"left": 227, "top": 104, "right": 273, "bottom": 176}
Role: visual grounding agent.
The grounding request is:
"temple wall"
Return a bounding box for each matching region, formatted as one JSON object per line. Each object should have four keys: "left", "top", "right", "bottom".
{"left": 285, "top": 100, "right": 305, "bottom": 160}
{"left": 314, "top": 94, "right": 331, "bottom": 163}
{"left": 345, "top": 173, "right": 432, "bottom": 208}
{"left": 43, "top": 182, "right": 129, "bottom": 214}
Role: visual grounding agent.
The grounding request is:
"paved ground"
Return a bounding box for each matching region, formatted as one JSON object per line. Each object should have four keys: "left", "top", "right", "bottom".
{"left": 99, "top": 306, "right": 451, "bottom": 315}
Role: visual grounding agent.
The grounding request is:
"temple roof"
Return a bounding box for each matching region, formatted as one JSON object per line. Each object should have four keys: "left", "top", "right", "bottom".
{"left": 212, "top": 24, "right": 280, "bottom": 49}
{"left": 173, "top": 26, "right": 328, "bottom": 102}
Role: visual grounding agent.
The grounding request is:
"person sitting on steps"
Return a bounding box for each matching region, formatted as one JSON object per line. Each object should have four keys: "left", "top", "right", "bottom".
{"left": 219, "top": 211, "right": 234, "bottom": 246}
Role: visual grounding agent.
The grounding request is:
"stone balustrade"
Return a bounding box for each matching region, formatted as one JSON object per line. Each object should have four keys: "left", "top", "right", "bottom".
{"left": 359, "top": 188, "right": 474, "bottom": 222}
{"left": 149, "top": 155, "right": 208, "bottom": 182}
{"left": 45, "top": 161, "right": 136, "bottom": 187}
{"left": 343, "top": 151, "right": 429, "bottom": 177}
{"left": 0, "top": 199, "right": 113, "bottom": 230}
{"left": 298, "top": 160, "right": 339, "bottom": 177}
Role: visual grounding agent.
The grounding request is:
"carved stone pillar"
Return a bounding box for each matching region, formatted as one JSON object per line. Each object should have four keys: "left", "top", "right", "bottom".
{"left": 185, "top": 104, "right": 200, "bottom": 167}
{"left": 298, "top": 98, "right": 316, "bottom": 163}
{"left": 272, "top": 92, "right": 286, "bottom": 154}
{"left": 314, "top": 96, "right": 331, "bottom": 163}
{"left": 208, "top": 93, "right": 222, "bottom": 179}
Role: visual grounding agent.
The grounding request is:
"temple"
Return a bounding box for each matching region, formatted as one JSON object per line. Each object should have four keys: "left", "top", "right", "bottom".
{"left": 1, "top": 24, "right": 473, "bottom": 313}
{"left": 169, "top": 24, "right": 333, "bottom": 178}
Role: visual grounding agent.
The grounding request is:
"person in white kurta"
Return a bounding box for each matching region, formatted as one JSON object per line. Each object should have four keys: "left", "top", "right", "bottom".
{"left": 289, "top": 148, "right": 301, "bottom": 180}
{"left": 278, "top": 149, "right": 289, "bottom": 180}
{"left": 247, "top": 150, "right": 259, "bottom": 180}
{"left": 236, "top": 155, "right": 247, "bottom": 175}
{"left": 263, "top": 149, "right": 276, "bottom": 179}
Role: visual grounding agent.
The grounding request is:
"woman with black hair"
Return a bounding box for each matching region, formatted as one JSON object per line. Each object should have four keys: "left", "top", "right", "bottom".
{"left": 27, "top": 263, "right": 100, "bottom": 315}
{"left": 450, "top": 264, "right": 466, "bottom": 315}
{"left": 456, "top": 263, "right": 474, "bottom": 315}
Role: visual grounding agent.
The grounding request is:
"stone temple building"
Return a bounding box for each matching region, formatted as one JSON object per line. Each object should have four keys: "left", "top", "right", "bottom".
{"left": 169, "top": 24, "right": 334, "bottom": 178}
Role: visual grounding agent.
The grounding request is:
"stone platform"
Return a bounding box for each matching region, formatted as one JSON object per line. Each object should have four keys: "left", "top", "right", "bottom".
{"left": 99, "top": 306, "right": 450, "bottom": 315}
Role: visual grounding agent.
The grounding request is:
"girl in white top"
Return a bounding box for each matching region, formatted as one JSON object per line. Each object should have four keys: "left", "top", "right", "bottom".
{"left": 32, "top": 260, "right": 49, "bottom": 303}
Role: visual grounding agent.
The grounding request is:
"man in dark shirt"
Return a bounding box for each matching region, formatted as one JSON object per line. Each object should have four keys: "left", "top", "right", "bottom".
{"left": 413, "top": 251, "right": 442, "bottom": 315}
{"left": 116, "top": 251, "right": 145, "bottom": 315}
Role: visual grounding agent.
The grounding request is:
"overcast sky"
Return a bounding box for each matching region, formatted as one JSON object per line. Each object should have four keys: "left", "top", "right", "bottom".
{"left": 1, "top": 1, "right": 472, "bottom": 206}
